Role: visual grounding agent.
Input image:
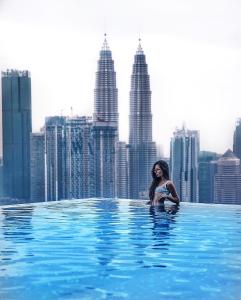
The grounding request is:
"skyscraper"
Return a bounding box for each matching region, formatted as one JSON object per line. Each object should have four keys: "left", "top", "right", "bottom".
{"left": 233, "top": 118, "right": 241, "bottom": 160}
{"left": 93, "top": 36, "right": 118, "bottom": 127}
{"left": 128, "top": 41, "right": 156, "bottom": 199}
{"left": 116, "top": 141, "right": 128, "bottom": 198}
{"left": 198, "top": 151, "right": 221, "bottom": 203}
{"left": 30, "top": 132, "right": 45, "bottom": 202}
{"left": 45, "top": 116, "right": 66, "bottom": 201}
{"left": 65, "top": 116, "right": 94, "bottom": 199}
{"left": 0, "top": 158, "right": 3, "bottom": 197}
{"left": 45, "top": 115, "right": 95, "bottom": 201}
{"left": 170, "top": 127, "right": 199, "bottom": 202}
{"left": 210, "top": 160, "right": 218, "bottom": 203}
{"left": 2, "top": 70, "right": 32, "bottom": 200}
{"left": 92, "top": 36, "right": 118, "bottom": 197}
{"left": 214, "top": 149, "right": 241, "bottom": 205}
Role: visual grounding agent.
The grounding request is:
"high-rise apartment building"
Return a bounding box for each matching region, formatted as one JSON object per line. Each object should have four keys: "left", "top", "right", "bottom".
{"left": 30, "top": 132, "right": 45, "bottom": 202}
{"left": 45, "top": 115, "right": 95, "bottom": 201}
{"left": 170, "top": 127, "right": 199, "bottom": 202}
{"left": 65, "top": 116, "right": 94, "bottom": 199}
{"left": 128, "top": 41, "right": 156, "bottom": 199}
{"left": 92, "top": 36, "right": 118, "bottom": 198}
{"left": 2, "top": 70, "right": 32, "bottom": 200}
{"left": 233, "top": 118, "right": 241, "bottom": 160}
{"left": 45, "top": 116, "right": 66, "bottom": 201}
{"left": 214, "top": 149, "right": 241, "bottom": 205}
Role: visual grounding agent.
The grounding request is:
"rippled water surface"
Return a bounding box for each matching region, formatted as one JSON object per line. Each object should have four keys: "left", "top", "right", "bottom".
{"left": 1, "top": 199, "right": 241, "bottom": 300}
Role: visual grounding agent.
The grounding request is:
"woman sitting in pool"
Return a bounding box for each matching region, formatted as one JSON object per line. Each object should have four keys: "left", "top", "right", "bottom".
{"left": 148, "top": 160, "right": 180, "bottom": 206}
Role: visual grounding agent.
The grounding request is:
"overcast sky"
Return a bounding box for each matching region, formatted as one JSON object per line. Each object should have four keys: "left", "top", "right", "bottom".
{"left": 0, "top": 0, "right": 241, "bottom": 156}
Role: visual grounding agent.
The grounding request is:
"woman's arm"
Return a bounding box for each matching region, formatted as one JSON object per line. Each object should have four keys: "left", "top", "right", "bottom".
{"left": 166, "top": 181, "right": 180, "bottom": 204}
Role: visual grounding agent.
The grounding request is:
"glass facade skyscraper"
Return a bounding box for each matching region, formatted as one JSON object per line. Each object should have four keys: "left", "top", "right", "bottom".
{"left": 128, "top": 42, "right": 156, "bottom": 199}
{"left": 30, "top": 132, "right": 45, "bottom": 202}
{"left": 44, "top": 116, "right": 95, "bottom": 201}
{"left": 92, "top": 36, "right": 118, "bottom": 197}
{"left": 116, "top": 141, "right": 128, "bottom": 198}
{"left": 198, "top": 151, "right": 220, "bottom": 203}
{"left": 65, "top": 116, "right": 94, "bottom": 199}
{"left": 170, "top": 127, "right": 199, "bottom": 202}
{"left": 2, "top": 70, "right": 32, "bottom": 200}
{"left": 233, "top": 118, "right": 241, "bottom": 160}
{"left": 45, "top": 116, "right": 66, "bottom": 201}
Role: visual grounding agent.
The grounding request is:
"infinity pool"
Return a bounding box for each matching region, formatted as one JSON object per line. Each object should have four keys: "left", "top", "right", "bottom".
{"left": 0, "top": 199, "right": 241, "bottom": 300}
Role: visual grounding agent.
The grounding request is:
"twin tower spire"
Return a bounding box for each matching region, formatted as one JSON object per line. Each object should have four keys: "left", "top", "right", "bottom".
{"left": 93, "top": 35, "right": 156, "bottom": 199}
{"left": 94, "top": 35, "right": 153, "bottom": 145}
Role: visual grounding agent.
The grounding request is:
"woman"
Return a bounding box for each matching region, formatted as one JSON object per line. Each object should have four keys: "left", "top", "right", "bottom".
{"left": 148, "top": 160, "right": 180, "bottom": 205}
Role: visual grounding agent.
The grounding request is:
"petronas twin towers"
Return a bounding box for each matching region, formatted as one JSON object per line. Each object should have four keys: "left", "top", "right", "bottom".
{"left": 93, "top": 36, "right": 156, "bottom": 199}
{"left": 2, "top": 36, "right": 156, "bottom": 202}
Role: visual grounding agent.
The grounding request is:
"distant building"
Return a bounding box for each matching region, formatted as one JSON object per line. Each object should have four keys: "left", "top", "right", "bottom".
{"left": 2, "top": 70, "right": 32, "bottom": 200}
{"left": 198, "top": 151, "right": 221, "bottom": 203}
{"left": 65, "top": 116, "right": 94, "bottom": 199}
{"left": 214, "top": 149, "right": 241, "bottom": 205}
{"left": 45, "top": 116, "right": 66, "bottom": 201}
{"left": 128, "top": 41, "right": 156, "bottom": 199}
{"left": 92, "top": 125, "right": 117, "bottom": 197}
{"left": 156, "top": 144, "right": 164, "bottom": 161}
{"left": 210, "top": 160, "right": 218, "bottom": 203}
{"left": 30, "top": 133, "right": 45, "bottom": 202}
{"left": 170, "top": 126, "right": 199, "bottom": 202}
{"left": 116, "top": 142, "right": 128, "bottom": 198}
{"left": 92, "top": 36, "right": 118, "bottom": 198}
{"left": 233, "top": 118, "right": 241, "bottom": 160}
{"left": 0, "top": 158, "right": 3, "bottom": 197}
{"left": 45, "top": 115, "right": 95, "bottom": 201}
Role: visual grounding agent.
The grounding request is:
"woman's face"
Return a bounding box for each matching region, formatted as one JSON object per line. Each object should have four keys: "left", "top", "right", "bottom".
{"left": 154, "top": 164, "right": 163, "bottom": 178}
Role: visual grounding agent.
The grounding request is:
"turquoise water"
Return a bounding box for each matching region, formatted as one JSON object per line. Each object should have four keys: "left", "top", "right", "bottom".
{"left": 0, "top": 199, "right": 241, "bottom": 300}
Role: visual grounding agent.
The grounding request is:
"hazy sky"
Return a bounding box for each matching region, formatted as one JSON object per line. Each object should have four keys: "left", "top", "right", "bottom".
{"left": 0, "top": 0, "right": 241, "bottom": 156}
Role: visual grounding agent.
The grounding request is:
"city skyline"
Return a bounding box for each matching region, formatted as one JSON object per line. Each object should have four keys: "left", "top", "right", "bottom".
{"left": 0, "top": 0, "right": 241, "bottom": 156}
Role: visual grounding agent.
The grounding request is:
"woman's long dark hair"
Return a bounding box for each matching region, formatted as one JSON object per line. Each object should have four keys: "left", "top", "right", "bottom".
{"left": 149, "top": 160, "right": 170, "bottom": 201}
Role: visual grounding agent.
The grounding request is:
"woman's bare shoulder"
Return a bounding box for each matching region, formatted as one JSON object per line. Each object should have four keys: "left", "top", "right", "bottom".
{"left": 166, "top": 180, "right": 176, "bottom": 190}
{"left": 166, "top": 180, "right": 174, "bottom": 186}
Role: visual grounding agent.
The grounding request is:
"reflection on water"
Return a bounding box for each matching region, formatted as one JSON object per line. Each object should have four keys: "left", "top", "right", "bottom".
{"left": 146, "top": 204, "right": 179, "bottom": 268}
{"left": 1, "top": 206, "right": 34, "bottom": 243}
{"left": 0, "top": 206, "right": 35, "bottom": 276}
{"left": 1, "top": 200, "right": 241, "bottom": 300}
{"left": 92, "top": 200, "right": 120, "bottom": 273}
{"left": 149, "top": 204, "right": 179, "bottom": 240}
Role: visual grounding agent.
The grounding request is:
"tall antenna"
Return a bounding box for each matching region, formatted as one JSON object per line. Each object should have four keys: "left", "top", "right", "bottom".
{"left": 102, "top": 33, "right": 109, "bottom": 50}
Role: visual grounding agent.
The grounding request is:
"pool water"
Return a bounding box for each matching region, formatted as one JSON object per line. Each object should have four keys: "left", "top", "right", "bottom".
{"left": 0, "top": 199, "right": 241, "bottom": 300}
